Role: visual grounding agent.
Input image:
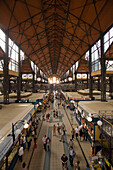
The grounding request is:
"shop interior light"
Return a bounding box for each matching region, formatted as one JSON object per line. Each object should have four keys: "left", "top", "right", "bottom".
{"left": 70, "top": 100, "right": 75, "bottom": 103}
{"left": 97, "top": 120, "right": 102, "bottom": 126}
{"left": 87, "top": 116, "right": 92, "bottom": 122}
{"left": 24, "top": 122, "right": 29, "bottom": 129}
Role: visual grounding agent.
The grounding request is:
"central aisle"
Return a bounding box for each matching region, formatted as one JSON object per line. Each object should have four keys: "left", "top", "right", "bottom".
{"left": 14, "top": 95, "right": 87, "bottom": 170}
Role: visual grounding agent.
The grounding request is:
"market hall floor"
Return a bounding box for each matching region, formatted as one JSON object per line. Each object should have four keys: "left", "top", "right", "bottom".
{"left": 14, "top": 99, "right": 91, "bottom": 170}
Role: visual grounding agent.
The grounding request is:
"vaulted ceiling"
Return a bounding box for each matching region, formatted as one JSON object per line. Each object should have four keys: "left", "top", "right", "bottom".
{"left": 0, "top": 0, "right": 113, "bottom": 77}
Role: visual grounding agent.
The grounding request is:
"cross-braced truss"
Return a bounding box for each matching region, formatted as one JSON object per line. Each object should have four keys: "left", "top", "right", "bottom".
{"left": 0, "top": 0, "right": 113, "bottom": 77}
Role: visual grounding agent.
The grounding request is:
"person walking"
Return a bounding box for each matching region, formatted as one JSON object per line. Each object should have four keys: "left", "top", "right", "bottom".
{"left": 75, "top": 160, "right": 80, "bottom": 170}
{"left": 53, "top": 124, "right": 56, "bottom": 136}
{"left": 57, "top": 123, "right": 61, "bottom": 135}
{"left": 84, "top": 125, "right": 88, "bottom": 141}
{"left": 79, "top": 125, "right": 83, "bottom": 141}
{"left": 46, "top": 137, "right": 51, "bottom": 151}
{"left": 71, "top": 128, "right": 75, "bottom": 140}
{"left": 34, "top": 134, "right": 37, "bottom": 148}
{"left": 69, "top": 139, "right": 74, "bottom": 148}
{"left": 18, "top": 145, "right": 24, "bottom": 162}
{"left": 22, "top": 134, "right": 26, "bottom": 150}
{"left": 69, "top": 146, "right": 75, "bottom": 167}
{"left": 61, "top": 122, "right": 66, "bottom": 135}
{"left": 42, "top": 135, "right": 47, "bottom": 151}
{"left": 61, "top": 154, "right": 68, "bottom": 169}
{"left": 22, "top": 162, "right": 28, "bottom": 169}
{"left": 27, "top": 135, "right": 32, "bottom": 150}
{"left": 75, "top": 126, "right": 79, "bottom": 139}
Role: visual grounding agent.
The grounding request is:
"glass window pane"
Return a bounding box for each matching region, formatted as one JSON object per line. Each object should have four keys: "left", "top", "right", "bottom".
{"left": 0, "top": 29, "right": 5, "bottom": 52}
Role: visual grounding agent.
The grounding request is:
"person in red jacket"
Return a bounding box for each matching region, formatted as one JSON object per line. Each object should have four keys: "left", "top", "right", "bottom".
{"left": 71, "top": 128, "right": 75, "bottom": 140}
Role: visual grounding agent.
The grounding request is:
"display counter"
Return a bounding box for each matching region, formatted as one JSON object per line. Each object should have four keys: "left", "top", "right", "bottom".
{"left": 89, "top": 155, "right": 113, "bottom": 170}
{"left": 0, "top": 143, "right": 19, "bottom": 170}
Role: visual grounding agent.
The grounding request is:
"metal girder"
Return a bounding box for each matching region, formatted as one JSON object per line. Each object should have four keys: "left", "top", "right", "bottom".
{"left": 57, "top": 1, "right": 101, "bottom": 33}
{"left": 58, "top": 0, "right": 89, "bottom": 74}
{"left": 101, "top": 32, "right": 106, "bottom": 101}
{"left": 6, "top": 4, "right": 53, "bottom": 31}
{"left": 3, "top": 0, "right": 50, "bottom": 76}
{"left": 3, "top": 33, "right": 9, "bottom": 104}
{"left": 23, "top": 0, "right": 51, "bottom": 75}
{"left": 89, "top": 46, "right": 93, "bottom": 99}
{"left": 55, "top": 0, "right": 70, "bottom": 74}
{"left": 41, "top": 0, "right": 54, "bottom": 73}
{"left": 29, "top": 43, "right": 49, "bottom": 56}
{"left": 19, "top": 25, "right": 53, "bottom": 46}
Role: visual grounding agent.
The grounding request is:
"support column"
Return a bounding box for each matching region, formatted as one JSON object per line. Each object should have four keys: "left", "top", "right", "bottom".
{"left": 87, "top": 72, "right": 88, "bottom": 89}
{"left": 89, "top": 47, "right": 93, "bottom": 99}
{"left": 9, "top": 78, "right": 12, "bottom": 93}
{"left": 109, "top": 76, "right": 113, "bottom": 99}
{"left": 97, "top": 76, "right": 100, "bottom": 91}
{"left": 72, "top": 65, "right": 73, "bottom": 81}
{"left": 17, "top": 49, "right": 21, "bottom": 102}
{"left": 74, "top": 70, "right": 77, "bottom": 92}
{"left": 101, "top": 33, "right": 106, "bottom": 101}
{"left": 3, "top": 33, "right": 9, "bottom": 104}
{"left": 32, "top": 72, "right": 35, "bottom": 92}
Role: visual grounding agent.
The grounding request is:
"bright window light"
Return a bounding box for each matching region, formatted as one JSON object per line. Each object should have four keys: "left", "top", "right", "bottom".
{"left": 56, "top": 80, "right": 59, "bottom": 84}
{"left": 68, "top": 77, "right": 72, "bottom": 81}
{"left": 53, "top": 77, "right": 56, "bottom": 83}
{"left": 50, "top": 80, "right": 53, "bottom": 84}
{"left": 37, "top": 77, "right": 41, "bottom": 81}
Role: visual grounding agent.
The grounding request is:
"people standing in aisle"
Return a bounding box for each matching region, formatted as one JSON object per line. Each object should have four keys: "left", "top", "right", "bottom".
{"left": 27, "top": 135, "right": 32, "bottom": 150}
{"left": 69, "top": 146, "right": 75, "bottom": 167}
{"left": 22, "top": 162, "right": 28, "bottom": 169}
{"left": 34, "top": 124, "right": 37, "bottom": 135}
{"left": 79, "top": 125, "right": 83, "bottom": 141}
{"left": 36, "top": 116, "right": 39, "bottom": 123}
{"left": 22, "top": 134, "right": 26, "bottom": 150}
{"left": 46, "top": 137, "right": 51, "bottom": 151}
{"left": 82, "top": 123, "right": 86, "bottom": 141}
{"left": 71, "top": 128, "right": 75, "bottom": 140}
{"left": 61, "top": 122, "right": 66, "bottom": 135}
{"left": 42, "top": 135, "right": 47, "bottom": 151}
{"left": 56, "top": 109, "right": 58, "bottom": 118}
{"left": 46, "top": 113, "right": 50, "bottom": 121}
{"left": 53, "top": 110, "right": 56, "bottom": 118}
{"left": 84, "top": 125, "right": 88, "bottom": 141}
{"left": 57, "top": 123, "right": 61, "bottom": 135}
{"left": 34, "top": 134, "right": 37, "bottom": 148}
{"left": 18, "top": 145, "right": 24, "bottom": 162}
{"left": 53, "top": 124, "right": 56, "bottom": 136}
{"left": 61, "top": 154, "right": 68, "bottom": 169}
{"left": 75, "top": 160, "right": 80, "bottom": 170}
{"left": 69, "top": 139, "right": 74, "bottom": 148}
{"left": 75, "top": 126, "right": 79, "bottom": 139}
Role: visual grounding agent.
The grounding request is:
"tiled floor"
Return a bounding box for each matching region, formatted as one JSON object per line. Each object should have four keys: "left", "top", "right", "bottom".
{"left": 2, "top": 92, "right": 112, "bottom": 170}
{"left": 14, "top": 99, "right": 90, "bottom": 170}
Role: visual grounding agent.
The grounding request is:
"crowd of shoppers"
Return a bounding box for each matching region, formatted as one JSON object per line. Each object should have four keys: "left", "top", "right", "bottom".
{"left": 16, "top": 93, "right": 91, "bottom": 170}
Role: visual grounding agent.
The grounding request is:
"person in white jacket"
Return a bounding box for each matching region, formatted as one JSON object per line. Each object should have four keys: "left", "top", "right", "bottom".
{"left": 18, "top": 145, "right": 24, "bottom": 162}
